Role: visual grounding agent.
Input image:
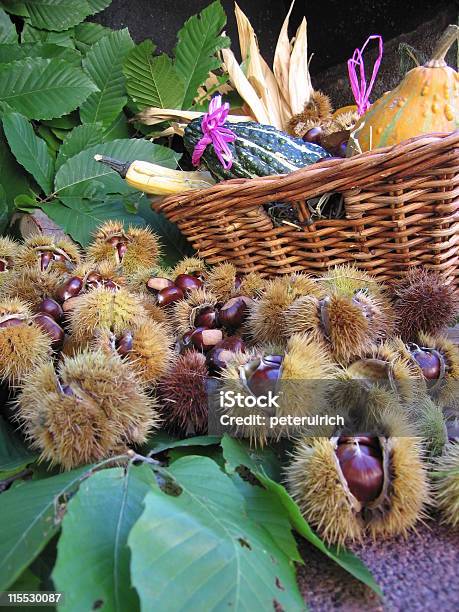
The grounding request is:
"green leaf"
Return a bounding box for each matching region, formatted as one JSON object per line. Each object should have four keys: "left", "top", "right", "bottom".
{"left": 0, "top": 127, "right": 30, "bottom": 212}
{"left": 221, "top": 437, "right": 383, "bottom": 597}
{"left": 0, "top": 43, "right": 81, "bottom": 65}
{"left": 42, "top": 111, "right": 79, "bottom": 130}
{"left": 0, "top": 8, "right": 17, "bottom": 43}
{"left": 40, "top": 199, "right": 145, "bottom": 246}
{"left": 129, "top": 456, "right": 305, "bottom": 611}
{"left": 174, "top": 0, "right": 230, "bottom": 109}
{"left": 53, "top": 465, "right": 156, "bottom": 612}
{"left": 21, "top": 23, "right": 75, "bottom": 46}
{"left": 22, "top": 0, "right": 109, "bottom": 32}
{"left": 56, "top": 123, "right": 105, "bottom": 170}
{"left": 221, "top": 434, "right": 282, "bottom": 482}
{"left": 54, "top": 138, "right": 179, "bottom": 207}
{"left": 10, "top": 568, "right": 41, "bottom": 592}
{"left": 232, "top": 474, "right": 302, "bottom": 563}
{"left": 2, "top": 111, "right": 54, "bottom": 193}
{"left": 0, "top": 184, "right": 9, "bottom": 231}
{"left": 0, "top": 415, "right": 36, "bottom": 479}
{"left": 124, "top": 40, "right": 185, "bottom": 109}
{"left": 0, "top": 58, "right": 97, "bottom": 120}
{"left": 80, "top": 29, "right": 133, "bottom": 127}
{"left": 138, "top": 198, "right": 194, "bottom": 267}
{"left": 36, "top": 124, "right": 61, "bottom": 155}
{"left": 103, "top": 111, "right": 130, "bottom": 140}
{"left": 73, "top": 21, "right": 111, "bottom": 54}
{"left": 143, "top": 433, "right": 221, "bottom": 455}
{"left": 14, "top": 193, "right": 38, "bottom": 212}
{"left": 1, "top": 2, "right": 29, "bottom": 18}
{"left": 0, "top": 466, "right": 88, "bottom": 590}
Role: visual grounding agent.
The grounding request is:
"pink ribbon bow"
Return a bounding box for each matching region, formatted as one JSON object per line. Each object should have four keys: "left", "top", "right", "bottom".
{"left": 192, "top": 95, "right": 236, "bottom": 170}
{"left": 347, "top": 34, "right": 384, "bottom": 116}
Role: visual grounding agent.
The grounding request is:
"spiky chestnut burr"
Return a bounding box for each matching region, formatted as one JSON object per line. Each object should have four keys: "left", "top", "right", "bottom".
{"left": 16, "top": 350, "right": 159, "bottom": 470}
{"left": 286, "top": 432, "right": 428, "bottom": 546}
{"left": 284, "top": 279, "right": 395, "bottom": 365}
{"left": 407, "top": 394, "right": 448, "bottom": 458}
{"left": 71, "top": 260, "right": 126, "bottom": 292}
{"left": 87, "top": 220, "right": 160, "bottom": 274}
{"left": 158, "top": 350, "right": 209, "bottom": 435}
{"left": 342, "top": 337, "right": 425, "bottom": 406}
{"left": 0, "top": 298, "right": 52, "bottom": 384}
{"left": 15, "top": 235, "right": 80, "bottom": 272}
{"left": 0, "top": 236, "right": 21, "bottom": 280}
{"left": 219, "top": 333, "right": 338, "bottom": 445}
{"left": 172, "top": 256, "right": 207, "bottom": 280}
{"left": 246, "top": 273, "right": 323, "bottom": 345}
{"left": 1, "top": 267, "right": 65, "bottom": 311}
{"left": 390, "top": 268, "right": 458, "bottom": 341}
{"left": 432, "top": 442, "right": 459, "bottom": 528}
{"left": 68, "top": 286, "right": 148, "bottom": 346}
{"left": 205, "top": 262, "right": 265, "bottom": 302}
{"left": 172, "top": 287, "right": 219, "bottom": 338}
{"left": 410, "top": 332, "right": 459, "bottom": 408}
{"left": 287, "top": 90, "right": 333, "bottom": 137}
{"left": 92, "top": 320, "right": 173, "bottom": 386}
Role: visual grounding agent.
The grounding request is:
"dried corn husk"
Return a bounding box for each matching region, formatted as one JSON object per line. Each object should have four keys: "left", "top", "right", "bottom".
{"left": 273, "top": 0, "right": 294, "bottom": 108}
{"left": 289, "top": 18, "right": 313, "bottom": 115}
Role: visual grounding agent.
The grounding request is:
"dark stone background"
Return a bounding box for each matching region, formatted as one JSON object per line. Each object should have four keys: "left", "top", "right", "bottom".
{"left": 93, "top": 0, "right": 458, "bottom": 108}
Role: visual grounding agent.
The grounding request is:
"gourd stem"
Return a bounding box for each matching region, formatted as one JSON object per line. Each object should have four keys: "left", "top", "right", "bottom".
{"left": 430, "top": 24, "right": 459, "bottom": 62}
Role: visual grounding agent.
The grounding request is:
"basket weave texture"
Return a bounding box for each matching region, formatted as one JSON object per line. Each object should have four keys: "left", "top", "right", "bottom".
{"left": 153, "top": 131, "right": 459, "bottom": 286}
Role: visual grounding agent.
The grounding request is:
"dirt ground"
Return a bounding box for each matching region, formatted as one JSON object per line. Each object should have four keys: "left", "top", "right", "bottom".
{"left": 297, "top": 515, "right": 459, "bottom": 611}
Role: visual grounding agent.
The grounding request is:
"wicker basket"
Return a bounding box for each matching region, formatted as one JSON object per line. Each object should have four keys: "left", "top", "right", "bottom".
{"left": 153, "top": 131, "right": 459, "bottom": 287}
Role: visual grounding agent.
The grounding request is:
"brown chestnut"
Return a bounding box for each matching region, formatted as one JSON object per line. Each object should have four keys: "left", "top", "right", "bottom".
{"left": 106, "top": 236, "right": 128, "bottom": 261}
{"left": 337, "top": 435, "right": 379, "bottom": 449}
{"left": 336, "top": 440, "right": 384, "bottom": 504}
{"left": 0, "top": 317, "right": 24, "bottom": 328}
{"left": 246, "top": 355, "right": 283, "bottom": 397}
{"left": 116, "top": 330, "right": 134, "bottom": 357}
{"left": 40, "top": 251, "right": 53, "bottom": 271}
{"left": 206, "top": 336, "right": 246, "bottom": 373}
{"left": 55, "top": 277, "right": 83, "bottom": 303}
{"left": 218, "top": 296, "right": 253, "bottom": 329}
{"left": 85, "top": 271, "right": 102, "bottom": 289}
{"left": 146, "top": 277, "right": 175, "bottom": 294}
{"left": 303, "top": 126, "right": 323, "bottom": 144}
{"left": 61, "top": 296, "right": 82, "bottom": 313}
{"left": 157, "top": 285, "right": 184, "bottom": 307}
{"left": 34, "top": 314, "right": 64, "bottom": 349}
{"left": 36, "top": 298, "right": 63, "bottom": 322}
{"left": 410, "top": 347, "right": 442, "bottom": 380}
{"left": 190, "top": 326, "right": 223, "bottom": 352}
{"left": 194, "top": 306, "right": 219, "bottom": 329}
{"left": 174, "top": 273, "right": 203, "bottom": 294}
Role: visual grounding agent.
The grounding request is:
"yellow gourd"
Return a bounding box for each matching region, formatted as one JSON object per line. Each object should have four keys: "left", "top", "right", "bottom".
{"left": 349, "top": 25, "right": 459, "bottom": 154}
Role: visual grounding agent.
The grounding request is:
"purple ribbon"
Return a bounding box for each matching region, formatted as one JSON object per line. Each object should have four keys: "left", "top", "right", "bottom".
{"left": 192, "top": 95, "right": 236, "bottom": 170}
{"left": 347, "top": 35, "right": 383, "bottom": 116}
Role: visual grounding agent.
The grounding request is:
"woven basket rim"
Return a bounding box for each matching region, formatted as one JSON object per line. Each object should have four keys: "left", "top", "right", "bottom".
{"left": 158, "top": 129, "right": 459, "bottom": 212}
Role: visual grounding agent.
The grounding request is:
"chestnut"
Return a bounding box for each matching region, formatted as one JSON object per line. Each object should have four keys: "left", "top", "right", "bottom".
{"left": 36, "top": 298, "right": 63, "bottom": 322}
{"left": 0, "top": 317, "right": 24, "bottom": 328}
{"left": 190, "top": 326, "right": 223, "bottom": 352}
{"left": 206, "top": 336, "right": 246, "bottom": 373}
{"left": 55, "top": 277, "right": 83, "bottom": 303}
{"left": 146, "top": 277, "right": 175, "bottom": 294}
{"left": 218, "top": 296, "right": 253, "bottom": 329}
{"left": 106, "top": 236, "right": 128, "bottom": 261}
{"left": 116, "top": 330, "right": 134, "bottom": 357}
{"left": 34, "top": 314, "right": 64, "bottom": 349}
{"left": 85, "top": 271, "right": 102, "bottom": 289}
{"left": 40, "top": 251, "right": 53, "bottom": 271}
{"left": 410, "top": 346, "right": 442, "bottom": 380}
{"left": 157, "top": 285, "right": 184, "bottom": 307}
{"left": 336, "top": 439, "right": 384, "bottom": 504}
{"left": 337, "top": 435, "right": 379, "bottom": 449}
{"left": 246, "top": 355, "right": 283, "bottom": 397}
{"left": 303, "top": 126, "right": 323, "bottom": 144}
{"left": 194, "top": 306, "right": 219, "bottom": 329}
{"left": 174, "top": 273, "right": 203, "bottom": 294}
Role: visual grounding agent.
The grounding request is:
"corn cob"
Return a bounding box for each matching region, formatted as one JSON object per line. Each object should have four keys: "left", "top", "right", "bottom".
{"left": 94, "top": 155, "right": 215, "bottom": 195}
